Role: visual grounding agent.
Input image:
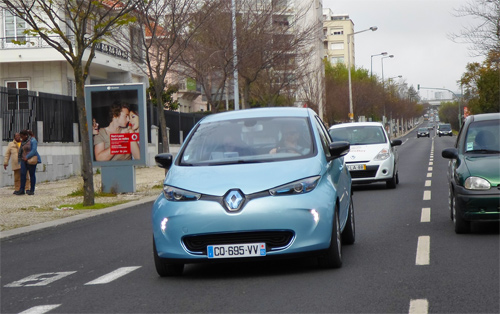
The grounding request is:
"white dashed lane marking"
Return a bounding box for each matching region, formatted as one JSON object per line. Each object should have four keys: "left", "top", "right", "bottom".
{"left": 425, "top": 180, "right": 431, "bottom": 187}
{"left": 416, "top": 236, "right": 430, "bottom": 265}
{"left": 421, "top": 208, "right": 431, "bottom": 223}
{"left": 18, "top": 305, "right": 61, "bottom": 314}
{"left": 409, "top": 299, "right": 429, "bottom": 314}
{"left": 84, "top": 266, "right": 141, "bottom": 285}
{"left": 423, "top": 190, "right": 431, "bottom": 200}
{"left": 4, "top": 272, "right": 76, "bottom": 287}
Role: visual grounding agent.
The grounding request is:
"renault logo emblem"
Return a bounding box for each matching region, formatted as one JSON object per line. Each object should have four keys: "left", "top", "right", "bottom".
{"left": 224, "top": 189, "right": 245, "bottom": 212}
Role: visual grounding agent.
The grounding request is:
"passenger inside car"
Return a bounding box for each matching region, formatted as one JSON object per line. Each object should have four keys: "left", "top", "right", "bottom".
{"left": 473, "top": 130, "right": 494, "bottom": 150}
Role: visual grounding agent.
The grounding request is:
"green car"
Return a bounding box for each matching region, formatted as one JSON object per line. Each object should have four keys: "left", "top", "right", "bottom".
{"left": 442, "top": 113, "right": 500, "bottom": 233}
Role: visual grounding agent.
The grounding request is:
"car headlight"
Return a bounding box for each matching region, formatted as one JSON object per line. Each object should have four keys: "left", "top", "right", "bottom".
{"left": 269, "top": 176, "right": 320, "bottom": 196}
{"left": 163, "top": 185, "right": 201, "bottom": 201}
{"left": 464, "top": 177, "right": 491, "bottom": 190}
{"left": 374, "top": 148, "right": 391, "bottom": 161}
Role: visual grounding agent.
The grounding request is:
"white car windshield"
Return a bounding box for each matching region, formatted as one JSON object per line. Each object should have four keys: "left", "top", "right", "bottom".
{"left": 179, "top": 117, "right": 315, "bottom": 166}
{"left": 329, "top": 126, "right": 387, "bottom": 145}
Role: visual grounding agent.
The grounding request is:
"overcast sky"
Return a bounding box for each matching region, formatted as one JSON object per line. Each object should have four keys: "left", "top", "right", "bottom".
{"left": 322, "top": 0, "right": 484, "bottom": 101}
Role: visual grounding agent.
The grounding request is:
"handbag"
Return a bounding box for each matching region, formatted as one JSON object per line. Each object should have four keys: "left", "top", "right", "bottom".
{"left": 27, "top": 155, "right": 38, "bottom": 165}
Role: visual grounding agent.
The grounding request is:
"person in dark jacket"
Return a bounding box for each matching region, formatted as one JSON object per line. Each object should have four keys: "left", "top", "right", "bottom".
{"left": 16, "top": 129, "right": 41, "bottom": 195}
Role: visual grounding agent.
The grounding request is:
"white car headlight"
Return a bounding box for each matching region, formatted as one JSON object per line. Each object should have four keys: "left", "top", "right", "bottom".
{"left": 163, "top": 185, "right": 201, "bottom": 201}
{"left": 464, "top": 177, "right": 491, "bottom": 190}
{"left": 374, "top": 148, "right": 391, "bottom": 161}
{"left": 269, "top": 176, "right": 320, "bottom": 196}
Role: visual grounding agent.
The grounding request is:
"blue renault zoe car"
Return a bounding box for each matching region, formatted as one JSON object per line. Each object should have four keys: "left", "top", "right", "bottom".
{"left": 152, "top": 107, "right": 354, "bottom": 276}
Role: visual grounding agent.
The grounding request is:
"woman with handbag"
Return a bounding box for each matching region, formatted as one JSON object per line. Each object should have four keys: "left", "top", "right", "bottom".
{"left": 16, "top": 129, "right": 41, "bottom": 195}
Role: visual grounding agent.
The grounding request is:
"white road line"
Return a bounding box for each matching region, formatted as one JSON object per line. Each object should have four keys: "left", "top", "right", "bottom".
{"left": 425, "top": 180, "right": 431, "bottom": 187}
{"left": 19, "top": 305, "right": 61, "bottom": 314}
{"left": 84, "top": 266, "right": 141, "bottom": 285}
{"left": 427, "top": 167, "right": 433, "bottom": 171}
{"left": 5, "top": 272, "right": 76, "bottom": 287}
{"left": 416, "top": 236, "right": 430, "bottom": 265}
{"left": 426, "top": 173, "right": 432, "bottom": 178}
{"left": 429, "top": 162, "right": 433, "bottom": 166}
{"left": 423, "top": 190, "right": 431, "bottom": 200}
{"left": 409, "top": 299, "right": 429, "bottom": 314}
{"left": 421, "top": 208, "right": 431, "bottom": 222}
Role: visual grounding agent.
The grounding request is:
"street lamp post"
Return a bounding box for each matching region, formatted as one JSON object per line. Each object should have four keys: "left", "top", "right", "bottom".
{"left": 347, "top": 26, "right": 378, "bottom": 122}
{"left": 370, "top": 52, "right": 387, "bottom": 78}
{"left": 381, "top": 54, "right": 394, "bottom": 89}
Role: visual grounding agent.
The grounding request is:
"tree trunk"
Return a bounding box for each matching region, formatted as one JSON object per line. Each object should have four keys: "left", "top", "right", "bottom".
{"left": 75, "top": 68, "right": 95, "bottom": 206}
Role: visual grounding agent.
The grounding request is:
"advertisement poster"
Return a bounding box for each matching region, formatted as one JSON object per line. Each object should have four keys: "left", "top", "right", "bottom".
{"left": 85, "top": 84, "right": 146, "bottom": 166}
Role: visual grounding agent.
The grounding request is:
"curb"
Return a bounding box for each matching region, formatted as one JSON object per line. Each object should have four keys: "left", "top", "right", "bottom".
{"left": 0, "top": 195, "right": 158, "bottom": 240}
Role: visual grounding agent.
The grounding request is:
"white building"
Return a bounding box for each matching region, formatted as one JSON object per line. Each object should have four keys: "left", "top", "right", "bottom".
{"left": 323, "top": 9, "right": 354, "bottom": 67}
{"left": 0, "top": 7, "right": 148, "bottom": 100}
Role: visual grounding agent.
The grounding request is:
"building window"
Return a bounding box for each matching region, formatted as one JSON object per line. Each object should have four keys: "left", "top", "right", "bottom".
{"left": 4, "top": 10, "right": 26, "bottom": 42}
{"left": 333, "top": 31, "right": 344, "bottom": 35}
{"left": 6, "top": 81, "right": 29, "bottom": 110}
{"left": 331, "top": 42, "right": 344, "bottom": 50}
{"left": 331, "top": 56, "right": 344, "bottom": 64}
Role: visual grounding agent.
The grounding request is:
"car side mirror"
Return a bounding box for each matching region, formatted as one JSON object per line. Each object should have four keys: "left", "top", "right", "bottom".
{"left": 391, "top": 139, "right": 402, "bottom": 147}
{"left": 329, "top": 141, "right": 350, "bottom": 159}
{"left": 442, "top": 148, "right": 458, "bottom": 159}
{"left": 155, "top": 153, "right": 174, "bottom": 170}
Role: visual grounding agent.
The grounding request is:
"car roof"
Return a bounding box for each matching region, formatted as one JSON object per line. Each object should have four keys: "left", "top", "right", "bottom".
{"left": 329, "top": 121, "right": 384, "bottom": 130}
{"left": 200, "top": 107, "right": 314, "bottom": 123}
{"left": 469, "top": 112, "right": 500, "bottom": 122}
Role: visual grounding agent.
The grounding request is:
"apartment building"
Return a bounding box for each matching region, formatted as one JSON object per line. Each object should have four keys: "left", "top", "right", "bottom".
{"left": 323, "top": 9, "right": 354, "bottom": 67}
{"left": 0, "top": 7, "right": 148, "bottom": 101}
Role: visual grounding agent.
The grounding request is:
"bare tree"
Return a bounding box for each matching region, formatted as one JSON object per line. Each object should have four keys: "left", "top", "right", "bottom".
{"left": 450, "top": 0, "right": 500, "bottom": 57}
{"left": 127, "top": 0, "right": 215, "bottom": 153}
{"left": 1, "top": 0, "right": 141, "bottom": 206}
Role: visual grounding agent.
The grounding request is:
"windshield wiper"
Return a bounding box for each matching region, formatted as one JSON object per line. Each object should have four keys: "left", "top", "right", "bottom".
{"left": 467, "top": 149, "right": 500, "bottom": 154}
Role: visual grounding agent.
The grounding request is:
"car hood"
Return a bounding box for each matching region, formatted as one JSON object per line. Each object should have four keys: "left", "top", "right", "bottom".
{"left": 344, "top": 144, "right": 388, "bottom": 162}
{"left": 464, "top": 155, "right": 500, "bottom": 186}
{"left": 164, "top": 158, "right": 324, "bottom": 195}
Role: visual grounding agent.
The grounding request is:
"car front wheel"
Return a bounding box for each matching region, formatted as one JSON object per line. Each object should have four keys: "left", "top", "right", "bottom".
{"left": 451, "top": 191, "right": 471, "bottom": 234}
{"left": 153, "top": 237, "right": 184, "bottom": 276}
{"left": 318, "top": 207, "right": 342, "bottom": 268}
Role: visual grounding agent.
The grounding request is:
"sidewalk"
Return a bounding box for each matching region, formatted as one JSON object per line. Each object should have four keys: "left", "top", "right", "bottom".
{"left": 0, "top": 166, "right": 166, "bottom": 238}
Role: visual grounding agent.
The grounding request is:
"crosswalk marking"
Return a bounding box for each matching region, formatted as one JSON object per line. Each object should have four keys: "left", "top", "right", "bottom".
{"left": 5, "top": 272, "right": 76, "bottom": 287}
{"left": 19, "top": 305, "right": 61, "bottom": 314}
{"left": 84, "top": 266, "right": 141, "bottom": 285}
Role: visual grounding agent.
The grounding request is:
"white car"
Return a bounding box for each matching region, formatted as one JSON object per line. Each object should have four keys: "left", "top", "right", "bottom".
{"left": 329, "top": 122, "right": 402, "bottom": 189}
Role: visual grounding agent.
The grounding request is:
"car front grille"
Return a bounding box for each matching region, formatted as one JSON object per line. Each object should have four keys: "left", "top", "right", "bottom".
{"left": 349, "top": 165, "right": 379, "bottom": 178}
{"left": 183, "top": 231, "right": 294, "bottom": 254}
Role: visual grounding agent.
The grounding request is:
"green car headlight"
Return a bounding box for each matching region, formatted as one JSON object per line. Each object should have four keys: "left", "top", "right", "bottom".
{"left": 464, "top": 177, "right": 491, "bottom": 190}
{"left": 163, "top": 185, "right": 201, "bottom": 201}
{"left": 269, "top": 176, "right": 321, "bottom": 196}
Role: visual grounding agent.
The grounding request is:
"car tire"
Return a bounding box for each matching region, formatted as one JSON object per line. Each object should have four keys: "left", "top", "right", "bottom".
{"left": 318, "top": 207, "right": 342, "bottom": 268}
{"left": 451, "top": 191, "right": 471, "bottom": 234}
{"left": 386, "top": 169, "right": 397, "bottom": 189}
{"left": 341, "top": 198, "right": 355, "bottom": 245}
{"left": 153, "top": 237, "right": 184, "bottom": 276}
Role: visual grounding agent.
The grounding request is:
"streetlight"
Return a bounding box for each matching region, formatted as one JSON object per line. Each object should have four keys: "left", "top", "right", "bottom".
{"left": 371, "top": 52, "right": 387, "bottom": 78}
{"left": 347, "top": 26, "right": 378, "bottom": 122}
{"left": 388, "top": 75, "right": 402, "bottom": 81}
{"left": 381, "top": 54, "right": 394, "bottom": 89}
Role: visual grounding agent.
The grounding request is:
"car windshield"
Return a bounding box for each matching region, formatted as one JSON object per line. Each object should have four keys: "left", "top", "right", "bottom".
{"left": 329, "top": 125, "right": 386, "bottom": 145}
{"left": 464, "top": 120, "right": 500, "bottom": 153}
{"left": 179, "top": 116, "right": 315, "bottom": 166}
{"left": 419, "top": 128, "right": 428, "bottom": 132}
{"left": 439, "top": 124, "right": 451, "bottom": 131}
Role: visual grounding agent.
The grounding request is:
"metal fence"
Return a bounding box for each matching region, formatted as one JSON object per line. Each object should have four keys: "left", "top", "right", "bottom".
{"left": 1, "top": 86, "right": 206, "bottom": 144}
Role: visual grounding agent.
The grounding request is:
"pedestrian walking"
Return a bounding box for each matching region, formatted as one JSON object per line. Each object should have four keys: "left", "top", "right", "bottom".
{"left": 3, "top": 132, "right": 30, "bottom": 193}
{"left": 16, "top": 129, "right": 41, "bottom": 195}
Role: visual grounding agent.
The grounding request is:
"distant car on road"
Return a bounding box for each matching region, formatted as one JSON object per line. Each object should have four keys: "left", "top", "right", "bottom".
{"left": 328, "top": 122, "right": 402, "bottom": 189}
{"left": 417, "top": 127, "right": 430, "bottom": 138}
{"left": 442, "top": 113, "right": 500, "bottom": 233}
{"left": 437, "top": 123, "right": 453, "bottom": 137}
{"left": 152, "top": 108, "right": 355, "bottom": 276}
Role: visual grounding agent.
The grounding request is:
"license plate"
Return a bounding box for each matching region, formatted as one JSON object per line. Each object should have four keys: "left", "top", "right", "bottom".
{"left": 207, "top": 243, "right": 266, "bottom": 259}
{"left": 347, "top": 164, "right": 366, "bottom": 171}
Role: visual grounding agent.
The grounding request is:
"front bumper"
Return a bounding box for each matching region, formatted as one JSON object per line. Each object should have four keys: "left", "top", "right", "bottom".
{"left": 152, "top": 187, "right": 337, "bottom": 261}
{"left": 347, "top": 156, "right": 396, "bottom": 183}
{"left": 455, "top": 185, "right": 500, "bottom": 222}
